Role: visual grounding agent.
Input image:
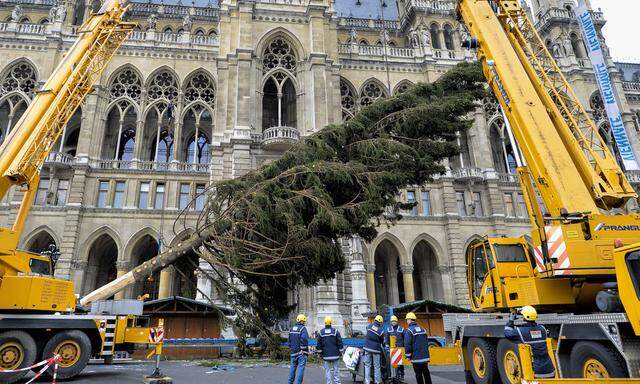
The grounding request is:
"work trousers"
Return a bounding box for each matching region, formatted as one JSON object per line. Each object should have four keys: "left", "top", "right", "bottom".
{"left": 323, "top": 360, "right": 341, "bottom": 384}
{"left": 363, "top": 351, "right": 381, "bottom": 384}
{"left": 288, "top": 354, "right": 307, "bottom": 384}
{"left": 412, "top": 362, "right": 433, "bottom": 384}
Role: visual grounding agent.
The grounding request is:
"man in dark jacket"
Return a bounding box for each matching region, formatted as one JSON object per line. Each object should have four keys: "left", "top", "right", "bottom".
{"left": 384, "top": 315, "right": 405, "bottom": 380}
{"left": 317, "top": 316, "right": 344, "bottom": 384}
{"left": 504, "top": 306, "right": 555, "bottom": 378}
{"left": 288, "top": 314, "right": 309, "bottom": 384}
{"left": 363, "top": 315, "right": 384, "bottom": 384}
{"left": 404, "top": 312, "right": 432, "bottom": 384}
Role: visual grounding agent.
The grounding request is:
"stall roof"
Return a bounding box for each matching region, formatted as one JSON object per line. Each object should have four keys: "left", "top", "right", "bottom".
{"left": 143, "top": 296, "right": 234, "bottom": 316}
{"left": 363, "top": 299, "right": 472, "bottom": 317}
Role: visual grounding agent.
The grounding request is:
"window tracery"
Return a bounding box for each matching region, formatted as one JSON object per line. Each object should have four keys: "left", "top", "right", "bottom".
{"left": 147, "top": 70, "right": 178, "bottom": 102}
{"left": 1, "top": 61, "right": 37, "bottom": 98}
{"left": 359, "top": 81, "right": 386, "bottom": 107}
{"left": 262, "top": 37, "right": 297, "bottom": 73}
{"left": 109, "top": 68, "right": 142, "bottom": 102}
{"left": 340, "top": 78, "right": 357, "bottom": 120}
{"left": 184, "top": 72, "right": 216, "bottom": 108}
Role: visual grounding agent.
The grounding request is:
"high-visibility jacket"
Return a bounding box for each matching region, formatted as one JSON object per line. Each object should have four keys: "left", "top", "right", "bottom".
{"left": 403, "top": 322, "right": 430, "bottom": 363}
{"left": 316, "top": 326, "right": 344, "bottom": 361}
{"left": 288, "top": 322, "right": 309, "bottom": 357}
{"left": 505, "top": 319, "right": 555, "bottom": 377}
{"left": 364, "top": 321, "right": 384, "bottom": 354}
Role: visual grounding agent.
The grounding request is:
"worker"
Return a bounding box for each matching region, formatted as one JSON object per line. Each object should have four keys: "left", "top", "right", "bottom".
{"left": 404, "top": 312, "right": 432, "bottom": 384}
{"left": 317, "top": 316, "right": 344, "bottom": 384}
{"left": 363, "top": 315, "right": 385, "bottom": 384}
{"left": 384, "top": 315, "right": 405, "bottom": 380}
{"left": 504, "top": 306, "right": 555, "bottom": 379}
{"left": 288, "top": 314, "right": 309, "bottom": 384}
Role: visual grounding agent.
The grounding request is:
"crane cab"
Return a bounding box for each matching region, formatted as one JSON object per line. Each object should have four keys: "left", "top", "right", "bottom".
{"left": 466, "top": 237, "right": 575, "bottom": 312}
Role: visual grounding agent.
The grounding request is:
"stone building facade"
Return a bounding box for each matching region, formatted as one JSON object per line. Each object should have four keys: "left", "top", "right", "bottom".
{"left": 0, "top": 0, "right": 639, "bottom": 333}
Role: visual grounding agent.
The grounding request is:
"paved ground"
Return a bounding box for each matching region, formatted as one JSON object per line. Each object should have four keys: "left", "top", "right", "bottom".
{"left": 23, "top": 360, "right": 466, "bottom": 383}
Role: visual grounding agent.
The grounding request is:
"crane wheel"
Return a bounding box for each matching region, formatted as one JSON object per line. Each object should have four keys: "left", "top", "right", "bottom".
{"left": 467, "top": 337, "right": 499, "bottom": 384}
{"left": 41, "top": 330, "right": 92, "bottom": 380}
{"left": 0, "top": 331, "right": 37, "bottom": 384}
{"left": 497, "top": 339, "right": 522, "bottom": 384}
{"left": 569, "top": 341, "right": 628, "bottom": 379}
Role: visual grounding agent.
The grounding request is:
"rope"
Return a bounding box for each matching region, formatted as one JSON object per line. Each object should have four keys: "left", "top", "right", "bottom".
{"left": 0, "top": 354, "right": 61, "bottom": 384}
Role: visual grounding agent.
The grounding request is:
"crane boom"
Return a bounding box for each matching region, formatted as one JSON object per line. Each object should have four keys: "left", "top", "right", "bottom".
{"left": 0, "top": 0, "right": 135, "bottom": 255}
{"left": 459, "top": 0, "right": 636, "bottom": 216}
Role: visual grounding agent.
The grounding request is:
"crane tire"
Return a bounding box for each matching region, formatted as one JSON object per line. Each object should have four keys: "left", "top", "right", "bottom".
{"left": 569, "top": 341, "right": 628, "bottom": 379}
{"left": 42, "top": 330, "right": 92, "bottom": 380}
{"left": 0, "top": 331, "right": 37, "bottom": 384}
{"left": 467, "top": 337, "right": 500, "bottom": 384}
{"left": 497, "top": 339, "right": 522, "bottom": 384}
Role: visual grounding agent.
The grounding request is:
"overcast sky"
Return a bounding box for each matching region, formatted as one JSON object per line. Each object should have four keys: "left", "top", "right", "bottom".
{"left": 589, "top": 0, "right": 638, "bottom": 62}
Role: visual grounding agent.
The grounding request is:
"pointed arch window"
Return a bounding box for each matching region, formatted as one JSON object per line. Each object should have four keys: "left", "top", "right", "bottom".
{"left": 443, "top": 24, "right": 454, "bottom": 50}
{"left": 262, "top": 37, "right": 297, "bottom": 73}
{"left": 430, "top": 23, "right": 441, "bottom": 49}
{"left": 152, "top": 130, "right": 174, "bottom": 163}
{"left": 184, "top": 71, "right": 216, "bottom": 108}
{"left": 187, "top": 133, "right": 210, "bottom": 164}
{"left": 109, "top": 67, "right": 142, "bottom": 102}
{"left": 262, "top": 72, "right": 296, "bottom": 129}
{"left": 1, "top": 61, "right": 37, "bottom": 98}
{"left": 118, "top": 128, "right": 136, "bottom": 161}
{"left": 489, "top": 118, "right": 517, "bottom": 174}
{"left": 147, "top": 70, "right": 178, "bottom": 102}
{"left": 340, "top": 78, "right": 357, "bottom": 121}
{"left": 359, "top": 81, "right": 386, "bottom": 107}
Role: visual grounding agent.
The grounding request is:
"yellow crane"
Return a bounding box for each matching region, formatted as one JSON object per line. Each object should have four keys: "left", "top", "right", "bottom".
{"left": 0, "top": 2, "right": 163, "bottom": 383}
{"left": 437, "top": 0, "right": 640, "bottom": 383}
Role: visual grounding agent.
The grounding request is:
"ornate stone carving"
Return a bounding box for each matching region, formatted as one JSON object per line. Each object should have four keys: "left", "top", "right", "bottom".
{"left": 11, "top": 5, "right": 23, "bottom": 22}
{"left": 262, "top": 37, "right": 297, "bottom": 73}
{"left": 419, "top": 25, "right": 431, "bottom": 48}
{"left": 1, "top": 61, "right": 37, "bottom": 98}
{"left": 182, "top": 14, "right": 192, "bottom": 32}
{"left": 109, "top": 67, "right": 142, "bottom": 102}
{"left": 147, "top": 13, "right": 158, "bottom": 30}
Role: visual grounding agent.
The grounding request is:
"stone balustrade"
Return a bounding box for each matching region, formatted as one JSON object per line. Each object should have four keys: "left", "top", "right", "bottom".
{"left": 127, "top": 2, "right": 219, "bottom": 18}
{"left": 339, "top": 43, "right": 458, "bottom": 62}
{"left": 338, "top": 17, "right": 399, "bottom": 31}
{"left": 535, "top": 7, "right": 605, "bottom": 32}
{"left": 82, "top": 158, "right": 211, "bottom": 174}
{"left": 622, "top": 81, "right": 640, "bottom": 94}
{"left": 405, "top": 0, "right": 456, "bottom": 15}
{"left": 44, "top": 151, "right": 74, "bottom": 166}
{"left": 0, "top": 21, "right": 218, "bottom": 49}
{"left": 261, "top": 126, "right": 300, "bottom": 149}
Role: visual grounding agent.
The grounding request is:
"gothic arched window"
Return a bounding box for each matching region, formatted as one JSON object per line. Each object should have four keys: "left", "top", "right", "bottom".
{"left": 0, "top": 61, "right": 37, "bottom": 142}
{"left": 109, "top": 67, "right": 142, "bottom": 102}
{"left": 359, "top": 80, "right": 386, "bottom": 107}
{"left": 102, "top": 99, "right": 137, "bottom": 164}
{"left": 153, "top": 130, "right": 174, "bottom": 163}
{"left": 119, "top": 128, "right": 136, "bottom": 161}
{"left": 340, "top": 78, "right": 357, "bottom": 121}
{"left": 430, "top": 23, "right": 441, "bottom": 49}
{"left": 443, "top": 24, "right": 454, "bottom": 50}
{"left": 393, "top": 80, "right": 414, "bottom": 95}
{"left": 590, "top": 92, "right": 606, "bottom": 124}
{"left": 489, "top": 118, "right": 517, "bottom": 174}
{"left": 147, "top": 70, "right": 178, "bottom": 102}
{"left": 187, "top": 133, "right": 210, "bottom": 164}
{"left": 570, "top": 32, "right": 585, "bottom": 59}
{"left": 483, "top": 96, "right": 500, "bottom": 117}
{"left": 1, "top": 61, "right": 37, "bottom": 98}
{"left": 262, "top": 37, "right": 297, "bottom": 73}
{"left": 261, "top": 37, "right": 298, "bottom": 130}
{"left": 184, "top": 71, "right": 216, "bottom": 108}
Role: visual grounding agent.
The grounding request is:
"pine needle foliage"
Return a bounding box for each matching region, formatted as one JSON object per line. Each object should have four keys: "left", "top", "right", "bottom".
{"left": 170, "top": 61, "right": 485, "bottom": 341}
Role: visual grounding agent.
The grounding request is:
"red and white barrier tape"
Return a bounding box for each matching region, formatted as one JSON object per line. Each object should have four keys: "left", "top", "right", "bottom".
{"left": 0, "top": 354, "right": 61, "bottom": 384}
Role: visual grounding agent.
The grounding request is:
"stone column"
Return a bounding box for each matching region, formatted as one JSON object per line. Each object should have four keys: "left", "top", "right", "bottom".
{"left": 388, "top": 262, "right": 399, "bottom": 305}
{"left": 400, "top": 264, "right": 415, "bottom": 303}
{"left": 69, "top": 260, "right": 87, "bottom": 296}
{"left": 365, "top": 263, "right": 376, "bottom": 310}
{"left": 158, "top": 266, "right": 173, "bottom": 299}
{"left": 114, "top": 261, "right": 131, "bottom": 300}
{"left": 347, "top": 237, "right": 370, "bottom": 333}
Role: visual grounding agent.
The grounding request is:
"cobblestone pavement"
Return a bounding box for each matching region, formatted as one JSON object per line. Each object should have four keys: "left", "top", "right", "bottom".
{"left": 23, "top": 360, "right": 466, "bottom": 383}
